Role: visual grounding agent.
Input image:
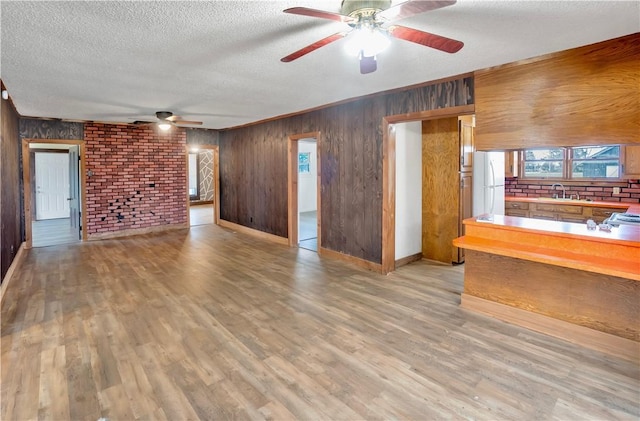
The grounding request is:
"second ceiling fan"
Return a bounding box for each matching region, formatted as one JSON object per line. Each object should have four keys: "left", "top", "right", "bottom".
{"left": 281, "top": 0, "right": 464, "bottom": 74}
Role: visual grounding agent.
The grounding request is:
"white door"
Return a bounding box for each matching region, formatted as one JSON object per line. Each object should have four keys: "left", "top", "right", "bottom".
{"left": 35, "top": 152, "right": 70, "bottom": 220}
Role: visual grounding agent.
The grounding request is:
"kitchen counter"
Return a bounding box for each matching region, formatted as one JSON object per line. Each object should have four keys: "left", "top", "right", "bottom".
{"left": 453, "top": 215, "right": 640, "bottom": 361}
{"left": 506, "top": 196, "right": 640, "bottom": 213}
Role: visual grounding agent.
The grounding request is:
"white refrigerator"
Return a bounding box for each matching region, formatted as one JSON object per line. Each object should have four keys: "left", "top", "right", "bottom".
{"left": 472, "top": 151, "right": 505, "bottom": 219}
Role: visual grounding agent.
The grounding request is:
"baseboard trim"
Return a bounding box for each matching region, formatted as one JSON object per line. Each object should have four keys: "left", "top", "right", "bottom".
{"left": 395, "top": 252, "right": 423, "bottom": 268}
{"left": 87, "top": 223, "right": 188, "bottom": 240}
{"left": 461, "top": 293, "right": 640, "bottom": 363}
{"left": 319, "top": 247, "right": 383, "bottom": 273}
{"left": 1, "top": 242, "right": 27, "bottom": 308}
{"left": 218, "top": 219, "right": 288, "bottom": 246}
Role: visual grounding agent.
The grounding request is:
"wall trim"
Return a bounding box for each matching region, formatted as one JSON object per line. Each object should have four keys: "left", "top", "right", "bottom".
{"left": 0, "top": 242, "right": 26, "bottom": 308}
{"left": 394, "top": 252, "right": 423, "bottom": 268}
{"left": 88, "top": 223, "right": 187, "bottom": 241}
{"left": 461, "top": 293, "right": 640, "bottom": 363}
{"left": 319, "top": 247, "right": 384, "bottom": 273}
{"left": 218, "top": 219, "right": 289, "bottom": 246}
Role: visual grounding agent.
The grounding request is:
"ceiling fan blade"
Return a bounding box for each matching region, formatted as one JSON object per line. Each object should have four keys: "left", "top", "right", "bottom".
{"left": 284, "top": 7, "right": 355, "bottom": 23}
{"left": 132, "top": 120, "right": 155, "bottom": 125}
{"left": 173, "top": 120, "right": 203, "bottom": 126}
{"left": 377, "top": 0, "right": 457, "bottom": 22}
{"left": 281, "top": 32, "right": 348, "bottom": 62}
{"left": 360, "top": 55, "right": 377, "bottom": 74}
{"left": 388, "top": 25, "right": 463, "bottom": 53}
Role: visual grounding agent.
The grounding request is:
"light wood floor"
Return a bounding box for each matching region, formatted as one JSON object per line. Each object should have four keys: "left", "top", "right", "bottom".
{"left": 32, "top": 217, "right": 79, "bottom": 248}
{"left": 299, "top": 210, "right": 317, "bottom": 252}
{"left": 2, "top": 223, "right": 639, "bottom": 420}
{"left": 190, "top": 203, "right": 214, "bottom": 226}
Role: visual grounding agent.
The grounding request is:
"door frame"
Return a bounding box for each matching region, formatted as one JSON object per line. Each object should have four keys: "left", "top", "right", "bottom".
{"left": 22, "top": 138, "right": 87, "bottom": 249}
{"left": 287, "top": 131, "right": 322, "bottom": 250}
{"left": 185, "top": 144, "right": 220, "bottom": 226}
{"left": 381, "top": 105, "right": 475, "bottom": 273}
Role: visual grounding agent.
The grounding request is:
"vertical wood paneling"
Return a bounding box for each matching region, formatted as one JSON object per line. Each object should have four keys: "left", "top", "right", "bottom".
{"left": 475, "top": 33, "right": 640, "bottom": 150}
{"left": 219, "top": 76, "right": 474, "bottom": 263}
{"left": 1, "top": 83, "right": 22, "bottom": 281}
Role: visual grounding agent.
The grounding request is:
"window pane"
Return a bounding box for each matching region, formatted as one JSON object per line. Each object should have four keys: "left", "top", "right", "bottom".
{"left": 572, "top": 146, "right": 619, "bottom": 159}
{"left": 572, "top": 160, "right": 620, "bottom": 178}
{"left": 571, "top": 146, "right": 620, "bottom": 178}
{"left": 524, "top": 160, "right": 563, "bottom": 178}
{"left": 525, "top": 148, "right": 564, "bottom": 161}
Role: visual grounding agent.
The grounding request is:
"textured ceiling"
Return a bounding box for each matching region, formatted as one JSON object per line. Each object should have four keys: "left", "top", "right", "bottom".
{"left": 1, "top": 1, "right": 638, "bottom": 130}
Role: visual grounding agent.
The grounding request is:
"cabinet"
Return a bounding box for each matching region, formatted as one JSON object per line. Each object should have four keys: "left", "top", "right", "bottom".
{"left": 505, "top": 151, "right": 518, "bottom": 178}
{"left": 459, "top": 116, "right": 474, "bottom": 173}
{"left": 505, "top": 201, "right": 529, "bottom": 217}
{"left": 622, "top": 145, "right": 640, "bottom": 179}
{"left": 505, "top": 200, "right": 628, "bottom": 223}
{"left": 531, "top": 203, "right": 585, "bottom": 223}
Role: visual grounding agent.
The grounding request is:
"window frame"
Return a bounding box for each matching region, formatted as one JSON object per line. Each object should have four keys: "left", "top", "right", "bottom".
{"left": 519, "top": 145, "right": 622, "bottom": 181}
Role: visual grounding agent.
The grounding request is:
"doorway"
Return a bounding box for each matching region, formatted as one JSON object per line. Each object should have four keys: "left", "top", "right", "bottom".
{"left": 22, "top": 139, "right": 86, "bottom": 248}
{"left": 187, "top": 145, "right": 219, "bottom": 226}
{"left": 288, "top": 132, "right": 321, "bottom": 252}
{"left": 381, "top": 105, "right": 475, "bottom": 273}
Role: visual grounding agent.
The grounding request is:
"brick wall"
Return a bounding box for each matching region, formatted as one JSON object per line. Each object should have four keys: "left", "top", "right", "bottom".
{"left": 505, "top": 178, "right": 640, "bottom": 204}
{"left": 84, "top": 123, "right": 187, "bottom": 236}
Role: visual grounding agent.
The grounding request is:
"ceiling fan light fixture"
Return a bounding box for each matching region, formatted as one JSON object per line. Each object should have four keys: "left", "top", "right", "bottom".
{"left": 344, "top": 27, "right": 390, "bottom": 57}
{"left": 157, "top": 122, "right": 172, "bottom": 131}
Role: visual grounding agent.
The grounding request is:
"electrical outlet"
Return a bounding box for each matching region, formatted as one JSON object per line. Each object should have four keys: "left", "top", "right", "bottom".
{"left": 613, "top": 187, "right": 621, "bottom": 195}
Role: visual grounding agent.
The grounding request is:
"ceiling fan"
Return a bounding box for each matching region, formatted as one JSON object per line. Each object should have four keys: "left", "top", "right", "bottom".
{"left": 133, "top": 111, "right": 203, "bottom": 130}
{"left": 281, "top": 0, "right": 464, "bottom": 74}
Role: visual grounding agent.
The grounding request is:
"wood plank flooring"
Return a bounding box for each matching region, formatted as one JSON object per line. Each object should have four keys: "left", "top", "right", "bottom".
{"left": 190, "top": 203, "right": 214, "bottom": 226}
{"left": 31, "top": 217, "right": 79, "bottom": 248}
{"left": 299, "top": 211, "right": 317, "bottom": 252}
{"left": 2, "top": 223, "right": 639, "bottom": 420}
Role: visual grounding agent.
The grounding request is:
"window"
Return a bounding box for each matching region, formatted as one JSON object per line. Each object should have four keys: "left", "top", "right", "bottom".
{"left": 523, "top": 148, "right": 564, "bottom": 178}
{"left": 570, "top": 146, "right": 620, "bottom": 179}
{"left": 298, "top": 152, "right": 310, "bottom": 173}
{"left": 522, "top": 146, "right": 620, "bottom": 180}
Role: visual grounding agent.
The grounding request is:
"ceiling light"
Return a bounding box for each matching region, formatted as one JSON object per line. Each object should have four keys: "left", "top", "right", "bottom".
{"left": 345, "top": 27, "right": 390, "bottom": 57}
{"left": 158, "top": 122, "right": 172, "bottom": 131}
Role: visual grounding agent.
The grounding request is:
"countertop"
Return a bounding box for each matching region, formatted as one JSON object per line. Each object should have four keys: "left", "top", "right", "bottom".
{"left": 505, "top": 196, "right": 640, "bottom": 213}
{"left": 466, "top": 214, "right": 640, "bottom": 245}
{"left": 455, "top": 214, "right": 640, "bottom": 280}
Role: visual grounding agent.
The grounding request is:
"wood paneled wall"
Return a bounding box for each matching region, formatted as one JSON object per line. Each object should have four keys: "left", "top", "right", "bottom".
{"left": 219, "top": 76, "right": 474, "bottom": 264}
{"left": 19, "top": 119, "right": 83, "bottom": 140}
{"left": 186, "top": 128, "right": 219, "bottom": 146}
{"left": 1, "top": 82, "right": 22, "bottom": 282}
{"left": 475, "top": 33, "right": 640, "bottom": 150}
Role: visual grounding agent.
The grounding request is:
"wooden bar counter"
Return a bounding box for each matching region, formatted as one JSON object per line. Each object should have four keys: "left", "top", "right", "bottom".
{"left": 453, "top": 215, "right": 640, "bottom": 361}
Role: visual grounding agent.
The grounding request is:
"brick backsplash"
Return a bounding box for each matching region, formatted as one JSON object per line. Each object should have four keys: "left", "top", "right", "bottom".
{"left": 84, "top": 123, "right": 187, "bottom": 236}
{"left": 505, "top": 178, "right": 640, "bottom": 203}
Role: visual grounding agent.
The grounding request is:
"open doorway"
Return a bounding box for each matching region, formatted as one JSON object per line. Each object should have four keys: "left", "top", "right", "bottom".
{"left": 187, "top": 145, "right": 219, "bottom": 226}
{"left": 22, "top": 139, "right": 86, "bottom": 248}
{"left": 288, "top": 132, "right": 321, "bottom": 252}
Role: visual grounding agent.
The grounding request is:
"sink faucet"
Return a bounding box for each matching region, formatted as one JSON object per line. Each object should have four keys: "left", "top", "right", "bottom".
{"left": 551, "top": 183, "right": 566, "bottom": 199}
